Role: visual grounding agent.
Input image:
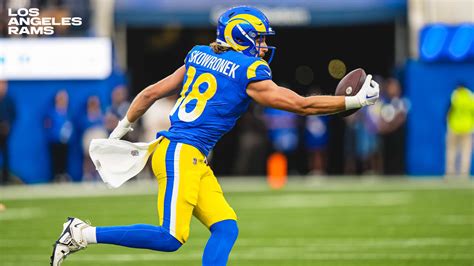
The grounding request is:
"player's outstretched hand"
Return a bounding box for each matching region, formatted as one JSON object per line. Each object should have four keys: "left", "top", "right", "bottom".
{"left": 109, "top": 117, "right": 133, "bottom": 140}
{"left": 355, "top": 74, "right": 379, "bottom": 107}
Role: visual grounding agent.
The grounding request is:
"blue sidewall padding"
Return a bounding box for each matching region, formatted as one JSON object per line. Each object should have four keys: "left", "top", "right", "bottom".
{"left": 405, "top": 60, "right": 474, "bottom": 176}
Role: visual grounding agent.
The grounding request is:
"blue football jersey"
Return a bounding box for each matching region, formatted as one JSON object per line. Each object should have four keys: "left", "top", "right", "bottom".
{"left": 157, "top": 45, "right": 272, "bottom": 155}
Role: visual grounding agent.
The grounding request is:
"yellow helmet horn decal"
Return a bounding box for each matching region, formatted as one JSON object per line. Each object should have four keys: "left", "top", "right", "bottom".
{"left": 224, "top": 14, "right": 267, "bottom": 52}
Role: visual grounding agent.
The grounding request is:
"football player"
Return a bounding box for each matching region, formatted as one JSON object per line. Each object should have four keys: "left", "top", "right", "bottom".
{"left": 51, "top": 6, "right": 379, "bottom": 266}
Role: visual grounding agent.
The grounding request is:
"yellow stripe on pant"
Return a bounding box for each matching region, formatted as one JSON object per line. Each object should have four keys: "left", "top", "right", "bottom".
{"left": 151, "top": 138, "right": 237, "bottom": 244}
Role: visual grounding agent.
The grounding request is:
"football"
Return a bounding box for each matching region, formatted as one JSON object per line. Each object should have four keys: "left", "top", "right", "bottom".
{"left": 335, "top": 68, "right": 366, "bottom": 117}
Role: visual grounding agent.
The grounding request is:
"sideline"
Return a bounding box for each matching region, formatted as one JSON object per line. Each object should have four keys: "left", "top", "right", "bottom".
{"left": 0, "top": 176, "right": 472, "bottom": 200}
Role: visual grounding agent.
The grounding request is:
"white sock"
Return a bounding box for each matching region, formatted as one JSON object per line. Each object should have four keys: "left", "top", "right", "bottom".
{"left": 82, "top": 226, "right": 97, "bottom": 244}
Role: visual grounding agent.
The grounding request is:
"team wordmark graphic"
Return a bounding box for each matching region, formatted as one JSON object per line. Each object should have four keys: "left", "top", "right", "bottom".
{"left": 8, "top": 8, "right": 82, "bottom": 35}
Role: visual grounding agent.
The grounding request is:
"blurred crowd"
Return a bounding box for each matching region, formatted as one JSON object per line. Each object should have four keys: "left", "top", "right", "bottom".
{"left": 235, "top": 77, "right": 409, "bottom": 178}
{"left": 40, "top": 85, "right": 182, "bottom": 183}
{"left": 0, "top": 75, "right": 414, "bottom": 184}
{"left": 343, "top": 77, "right": 409, "bottom": 175}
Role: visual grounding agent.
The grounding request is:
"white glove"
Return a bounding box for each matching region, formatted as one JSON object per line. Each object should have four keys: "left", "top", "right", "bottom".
{"left": 345, "top": 74, "right": 380, "bottom": 110}
{"left": 109, "top": 117, "right": 133, "bottom": 140}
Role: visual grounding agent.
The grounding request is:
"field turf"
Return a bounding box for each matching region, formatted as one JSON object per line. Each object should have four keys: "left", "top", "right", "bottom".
{"left": 0, "top": 177, "right": 473, "bottom": 266}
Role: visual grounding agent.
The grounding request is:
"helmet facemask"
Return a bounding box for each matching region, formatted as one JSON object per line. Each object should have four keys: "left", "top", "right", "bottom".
{"left": 254, "top": 33, "right": 276, "bottom": 64}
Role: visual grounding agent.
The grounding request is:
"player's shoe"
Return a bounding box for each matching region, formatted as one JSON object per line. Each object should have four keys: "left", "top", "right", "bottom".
{"left": 50, "top": 217, "right": 90, "bottom": 266}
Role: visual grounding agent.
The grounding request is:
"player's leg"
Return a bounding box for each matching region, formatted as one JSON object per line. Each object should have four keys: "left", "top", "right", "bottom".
{"left": 50, "top": 217, "right": 182, "bottom": 265}
{"left": 445, "top": 131, "right": 456, "bottom": 175}
{"left": 94, "top": 139, "right": 201, "bottom": 247}
{"left": 193, "top": 166, "right": 239, "bottom": 266}
{"left": 459, "top": 133, "right": 472, "bottom": 176}
{"left": 50, "top": 138, "right": 199, "bottom": 265}
{"left": 202, "top": 220, "right": 239, "bottom": 266}
{"left": 153, "top": 139, "right": 202, "bottom": 243}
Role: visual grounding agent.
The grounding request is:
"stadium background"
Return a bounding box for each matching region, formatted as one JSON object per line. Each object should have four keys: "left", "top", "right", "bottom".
{"left": 1, "top": 0, "right": 474, "bottom": 183}
{"left": 0, "top": 0, "right": 473, "bottom": 265}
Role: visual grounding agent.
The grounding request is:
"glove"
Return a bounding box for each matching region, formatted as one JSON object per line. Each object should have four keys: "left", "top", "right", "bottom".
{"left": 345, "top": 74, "right": 380, "bottom": 110}
{"left": 109, "top": 117, "right": 133, "bottom": 140}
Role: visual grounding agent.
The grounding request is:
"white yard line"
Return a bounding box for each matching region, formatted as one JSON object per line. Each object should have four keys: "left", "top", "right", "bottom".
{"left": 1, "top": 237, "right": 473, "bottom": 248}
{"left": 0, "top": 177, "right": 472, "bottom": 201}
{"left": 235, "top": 237, "right": 474, "bottom": 247}
{"left": 233, "top": 192, "right": 413, "bottom": 209}
{"left": 0, "top": 207, "right": 43, "bottom": 221}
{"left": 1, "top": 252, "right": 473, "bottom": 262}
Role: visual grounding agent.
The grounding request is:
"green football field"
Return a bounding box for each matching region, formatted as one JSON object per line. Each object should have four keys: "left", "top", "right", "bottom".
{"left": 0, "top": 177, "right": 473, "bottom": 266}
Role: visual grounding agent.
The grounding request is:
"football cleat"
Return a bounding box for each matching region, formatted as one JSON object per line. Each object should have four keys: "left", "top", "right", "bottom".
{"left": 50, "top": 217, "right": 90, "bottom": 266}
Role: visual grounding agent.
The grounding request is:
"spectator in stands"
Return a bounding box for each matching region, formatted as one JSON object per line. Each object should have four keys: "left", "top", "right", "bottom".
{"left": 139, "top": 95, "right": 177, "bottom": 179}
{"left": 233, "top": 103, "right": 268, "bottom": 176}
{"left": 344, "top": 76, "right": 385, "bottom": 175}
{"left": 80, "top": 96, "right": 104, "bottom": 130}
{"left": 345, "top": 108, "right": 382, "bottom": 175}
{"left": 108, "top": 85, "right": 130, "bottom": 120}
{"left": 105, "top": 85, "right": 133, "bottom": 140}
{"left": 378, "top": 78, "right": 408, "bottom": 175}
{"left": 140, "top": 95, "right": 176, "bottom": 142}
{"left": 445, "top": 84, "right": 474, "bottom": 178}
{"left": 80, "top": 95, "right": 107, "bottom": 181}
{"left": 0, "top": 80, "right": 15, "bottom": 184}
{"left": 305, "top": 115, "right": 329, "bottom": 175}
{"left": 358, "top": 76, "right": 385, "bottom": 175}
{"left": 344, "top": 113, "right": 358, "bottom": 174}
{"left": 304, "top": 87, "right": 329, "bottom": 175}
{"left": 263, "top": 107, "right": 301, "bottom": 175}
{"left": 44, "top": 90, "right": 73, "bottom": 182}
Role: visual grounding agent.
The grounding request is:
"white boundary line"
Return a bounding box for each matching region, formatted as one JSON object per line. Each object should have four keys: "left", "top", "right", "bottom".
{"left": 1, "top": 252, "right": 473, "bottom": 262}
{"left": 0, "top": 177, "right": 472, "bottom": 200}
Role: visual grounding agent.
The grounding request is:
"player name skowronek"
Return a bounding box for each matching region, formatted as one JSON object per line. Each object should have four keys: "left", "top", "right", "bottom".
{"left": 188, "top": 51, "right": 240, "bottom": 79}
{"left": 7, "top": 8, "right": 82, "bottom": 35}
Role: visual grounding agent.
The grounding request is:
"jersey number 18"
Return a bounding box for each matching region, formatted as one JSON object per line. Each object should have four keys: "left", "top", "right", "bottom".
{"left": 170, "top": 66, "right": 217, "bottom": 122}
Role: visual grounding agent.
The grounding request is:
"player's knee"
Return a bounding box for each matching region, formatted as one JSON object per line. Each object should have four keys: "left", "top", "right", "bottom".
{"left": 210, "top": 219, "right": 239, "bottom": 242}
{"left": 147, "top": 225, "right": 183, "bottom": 252}
{"left": 161, "top": 236, "right": 182, "bottom": 252}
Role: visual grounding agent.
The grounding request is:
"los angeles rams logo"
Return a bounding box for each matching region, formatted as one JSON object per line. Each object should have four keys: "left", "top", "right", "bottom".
{"left": 224, "top": 14, "right": 267, "bottom": 52}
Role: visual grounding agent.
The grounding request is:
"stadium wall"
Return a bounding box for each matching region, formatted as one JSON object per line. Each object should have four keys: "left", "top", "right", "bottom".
{"left": 405, "top": 60, "right": 474, "bottom": 176}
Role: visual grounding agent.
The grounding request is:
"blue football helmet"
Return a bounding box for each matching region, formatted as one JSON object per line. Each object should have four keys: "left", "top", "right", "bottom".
{"left": 216, "top": 6, "right": 276, "bottom": 63}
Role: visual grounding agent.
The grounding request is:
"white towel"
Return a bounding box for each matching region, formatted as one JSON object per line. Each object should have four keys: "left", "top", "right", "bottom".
{"left": 88, "top": 137, "right": 161, "bottom": 188}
